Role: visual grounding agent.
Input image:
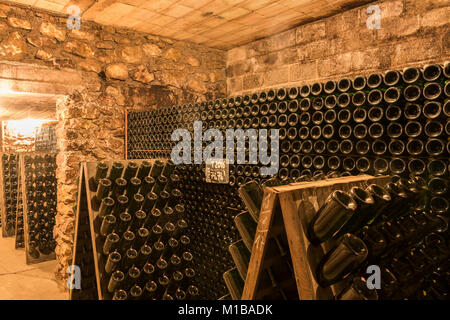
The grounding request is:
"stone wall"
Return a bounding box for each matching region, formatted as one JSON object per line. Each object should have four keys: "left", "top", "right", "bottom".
{"left": 1, "top": 121, "right": 35, "bottom": 152}
{"left": 0, "top": 0, "right": 226, "bottom": 284}
{"left": 226, "top": 0, "right": 450, "bottom": 95}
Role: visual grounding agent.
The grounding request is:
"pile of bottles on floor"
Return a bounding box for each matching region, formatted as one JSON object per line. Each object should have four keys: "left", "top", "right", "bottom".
{"left": 24, "top": 154, "right": 57, "bottom": 258}
{"left": 90, "top": 160, "right": 198, "bottom": 300}
{"left": 228, "top": 171, "right": 449, "bottom": 300}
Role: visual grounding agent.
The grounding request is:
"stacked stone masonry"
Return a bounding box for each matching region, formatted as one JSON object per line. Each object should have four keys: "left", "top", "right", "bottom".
{"left": 226, "top": 0, "right": 450, "bottom": 95}
{"left": 0, "top": 0, "right": 226, "bottom": 284}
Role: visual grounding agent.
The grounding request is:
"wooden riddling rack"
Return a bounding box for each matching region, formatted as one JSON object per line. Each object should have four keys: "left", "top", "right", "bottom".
{"left": 0, "top": 153, "right": 19, "bottom": 237}
{"left": 15, "top": 162, "right": 24, "bottom": 249}
{"left": 241, "top": 174, "right": 390, "bottom": 300}
{"left": 70, "top": 159, "right": 195, "bottom": 300}
{"left": 70, "top": 164, "right": 98, "bottom": 300}
{"left": 20, "top": 152, "right": 57, "bottom": 264}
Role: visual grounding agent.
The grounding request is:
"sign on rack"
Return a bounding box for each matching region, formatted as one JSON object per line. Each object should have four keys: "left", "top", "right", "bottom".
{"left": 205, "top": 158, "right": 229, "bottom": 184}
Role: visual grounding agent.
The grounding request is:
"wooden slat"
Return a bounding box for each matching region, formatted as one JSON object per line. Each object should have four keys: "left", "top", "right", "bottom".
{"left": 69, "top": 164, "right": 85, "bottom": 300}
{"left": 279, "top": 192, "right": 316, "bottom": 299}
{"left": 241, "top": 187, "right": 277, "bottom": 300}
{"left": 82, "top": 162, "right": 103, "bottom": 300}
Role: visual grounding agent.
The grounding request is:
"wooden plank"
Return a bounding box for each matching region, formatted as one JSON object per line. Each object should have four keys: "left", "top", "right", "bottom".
{"left": 272, "top": 174, "right": 376, "bottom": 193}
{"left": 279, "top": 191, "right": 316, "bottom": 300}
{"left": 241, "top": 187, "right": 277, "bottom": 300}
{"left": 69, "top": 164, "right": 85, "bottom": 300}
{"left": 83, "top": 162, "right": 103, "bottom": 300}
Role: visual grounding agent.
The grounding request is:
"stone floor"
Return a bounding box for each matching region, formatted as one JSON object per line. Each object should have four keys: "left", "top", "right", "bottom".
{"left": 0, "top": 236, "right": 67, "bottom": 300}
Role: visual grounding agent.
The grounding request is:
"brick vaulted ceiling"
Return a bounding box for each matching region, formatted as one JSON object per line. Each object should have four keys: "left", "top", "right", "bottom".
{"left": 6, "top": 0, "right": 374, "bottom": 50}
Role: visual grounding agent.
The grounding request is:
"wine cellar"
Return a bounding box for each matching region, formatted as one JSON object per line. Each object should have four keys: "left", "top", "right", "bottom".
{"left": 0, "top": 0, "right": 448, "bottom": 302}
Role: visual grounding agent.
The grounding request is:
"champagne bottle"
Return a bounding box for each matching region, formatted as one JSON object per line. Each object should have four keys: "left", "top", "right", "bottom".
{"left": 129, "top": 284, "right": 143, "bottom": 300}
{"left": 123, "top": 162, "right": 138, "bottom": 180}
{"left": 150, "top": 160, "right": 164, "bottom": 178}
{"left": 89, "top": 162, "right": 109, "bottom": 191}
{"left": 335, "top": 276, "right": 378, "bottom": 300}
{"left": 143, "top": 281, "right": 158, "bottom": 299}
{"left": 119, "top": 230, "right": 135, "bottom": 251}
{"left": 98, "top": 197, "right": 115, "bottom": 218}
{"left": 105, "top": 251, "right": 121, "bottom": 274}
{"left": 136, "top": 161, "right": 152, "bottom": 179}
{"left": 140, "top": 176, "right": 156, "bottom": 196}
{"left": 112, "top": 289, "right": 127, "bottom": 300}
{"left": 238, "top": 181, "right": 263, "bottom": 221}
{"left": 103, "top": 233, "right": 120, "bottom": 255}
{"left": 112, "top": 195, "right": 129, "bottom": 216}
{"left": 316, "top": 234, "right": 368, "bottom": 287}
{"left": 334, "top": 187, "right": 374, "bottom": 238}
{"left": 223, "top": 268, "right": 244, "bottom": 300}
{"left": 93, "top": 178, "right": 112, "bottom": 209}
{"left": 234, "top": 211, "right": 257, "bottom": 251}
{"left": 123, "top": 266, "right": 141, "bottom": 290}
{"left": 307, "top": 190, "right": 357, "bottom": 245}
{"left": 228, "top": 240, "right": 251, "bottom": 280}
{"left": 137, "top": 244, "right": 152, "bottom": 268}
{"left": 134, "top": 227, "right": 149, "bottom": 248}
{"left": 107, "top": 270, "right": 125, "bottom": 293}
{"left": 108, "top": 162, "right": 124, "bottom": 182}
{"left": 100, "top": 214, "right": 116, "bottom": 236}
{"left": 116, "top": 212, "right": 132, "bottom": 235}
{"left": 125, "top": 177, "right": 142, "bottom": 198}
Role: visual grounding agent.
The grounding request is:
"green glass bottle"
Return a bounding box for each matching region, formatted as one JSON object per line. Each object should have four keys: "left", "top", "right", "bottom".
{"left": 223, "top": 268, "right": 244, "bottom": 300}
{"left": 238, "top": 181, "right": 263, "bottom": 221}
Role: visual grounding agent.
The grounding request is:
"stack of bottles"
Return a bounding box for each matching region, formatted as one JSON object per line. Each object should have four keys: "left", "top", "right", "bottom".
{"left": 175, "top": 164, "right": 243, "bottom": 299}
{"left": 24, "top": 154, "right": 57, "bottom": 258}
{"left": 223, "top": 172, "right": 354, "bottom": 300}
{"left": 90, "top": 160, "right": 198, "bottom": 300}
{"left": 35, "top": 124, "right": 58, "bottom": 153}
{"left": 127, "top": 62, "right": 450, "bottom": 182}
{"left": 308, "top": 176, "right": 448, "bottom": 299}
{"left": 231, "top": 174, "right": 448, "bottom": 300}
{"left": 15, "top": 174, "right": 24, "bottom": 248}
{"left": 2, "top": 153, "right": 19, "bottom": 235}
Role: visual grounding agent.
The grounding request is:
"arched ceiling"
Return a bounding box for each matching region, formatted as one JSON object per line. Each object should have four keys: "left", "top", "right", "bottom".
{"left": 6, "top": 0, "right": 374, "bottom": 50}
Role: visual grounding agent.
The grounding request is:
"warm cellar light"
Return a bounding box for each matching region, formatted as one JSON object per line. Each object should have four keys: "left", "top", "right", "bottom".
{"left": 4, "top": 119, "right": 53, "bottom": 137}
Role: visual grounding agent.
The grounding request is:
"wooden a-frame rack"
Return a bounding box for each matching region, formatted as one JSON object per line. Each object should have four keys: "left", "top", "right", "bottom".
{"left": 69, "top": 160, "right": 162, "bottom": 300}
{"left": 242, "top": 174, "right": 390, "bottom": 300}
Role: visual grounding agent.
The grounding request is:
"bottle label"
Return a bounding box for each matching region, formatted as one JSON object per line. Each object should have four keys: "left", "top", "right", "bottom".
{"left": 205, "top": 158, "right": 229, "bottom": 184}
